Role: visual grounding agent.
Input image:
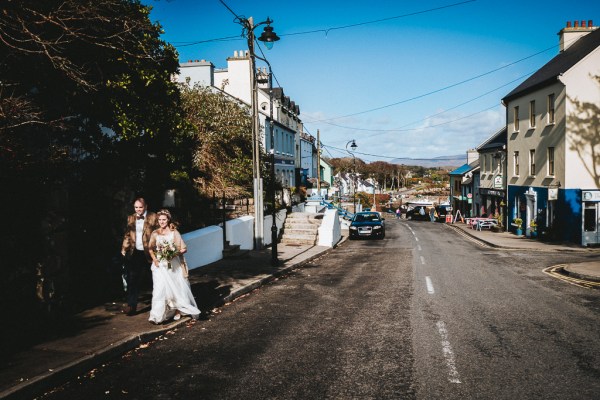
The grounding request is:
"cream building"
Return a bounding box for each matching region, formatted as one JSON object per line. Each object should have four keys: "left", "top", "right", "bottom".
{"left": 501, "top": 20, "right": 600, "bottom": 245}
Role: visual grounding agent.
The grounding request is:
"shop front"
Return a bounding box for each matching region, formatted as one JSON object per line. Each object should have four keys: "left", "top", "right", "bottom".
{"left": 583, "top": 190, "right": 600, "bottom": 247}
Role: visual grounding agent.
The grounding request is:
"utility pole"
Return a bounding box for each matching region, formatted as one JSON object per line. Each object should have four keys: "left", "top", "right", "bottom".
{"left": 316, "top": 129, "right": 321, "bottom": 197}
{"left": 248, "top": 17, "right": 264, "bottom": 250}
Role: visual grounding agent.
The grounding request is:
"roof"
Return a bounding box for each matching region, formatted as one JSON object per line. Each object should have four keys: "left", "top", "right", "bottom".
{"left": 449, "top": 159, "right": 479, "bottom": 176}
{"left": 477, "top": 127, "right": 507, "bottom": 152}
{"left": 503, "top": 27, "right": 600, "bottom": 103}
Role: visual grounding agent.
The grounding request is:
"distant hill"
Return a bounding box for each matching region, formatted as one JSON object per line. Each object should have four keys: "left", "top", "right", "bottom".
{"left": 390, "top": 154, "right": 465, "bottom": 168}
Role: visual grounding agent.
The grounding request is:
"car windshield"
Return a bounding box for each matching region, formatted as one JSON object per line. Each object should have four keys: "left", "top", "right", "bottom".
{"left": 355, "top": 213, "right": 380, "bottom": 222}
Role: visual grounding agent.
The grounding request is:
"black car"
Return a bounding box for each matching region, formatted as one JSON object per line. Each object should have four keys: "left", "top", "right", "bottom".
{"left": 435, "top": 204, "right": 452, "bottom": 222}
{"left": 406, "top": 206, "right": 429, "bottom": 221}
{"left": 349, "top": 212, "right": 385, "bottom": 240}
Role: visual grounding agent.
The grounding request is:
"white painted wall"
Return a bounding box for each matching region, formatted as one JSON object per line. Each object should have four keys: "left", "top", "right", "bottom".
{"left": 263, "top": 209, "right": 288, "bottom": 246}
{"left": 182, "top": 226, "right": 224, "bottom": 270}
{"left": 318, "top": 209, "right": 341, "bottom": 247}
{"left": 225, "top": 216, "right": 254, "bottom": 250}
{"left": 177, "top": 61, "right": 214, "bottom": 86}
{"left": 563, "top": 46, "right": 600, "bottom": 189}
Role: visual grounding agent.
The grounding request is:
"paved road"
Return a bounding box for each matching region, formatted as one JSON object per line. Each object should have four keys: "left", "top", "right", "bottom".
{"left": 406, "top": 219, "right": 600, "bottom": 399}
{"left": 40, "top": 219, "right": 600, "bottom": 399}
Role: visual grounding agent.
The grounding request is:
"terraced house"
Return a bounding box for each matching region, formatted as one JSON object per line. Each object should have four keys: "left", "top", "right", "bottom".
{"left": 501, "top": 20, "right": 600, "bottom": 245}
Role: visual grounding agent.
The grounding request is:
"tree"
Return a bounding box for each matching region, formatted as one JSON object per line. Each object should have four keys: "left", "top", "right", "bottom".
{"left": 0, "top": 0, "right": 185, "bottom": 349}
{"left": 180, "top": 83, "right": 259, "bottom": 197}
{"left": 0, "top": 0, "right": 181, "bottom": 169}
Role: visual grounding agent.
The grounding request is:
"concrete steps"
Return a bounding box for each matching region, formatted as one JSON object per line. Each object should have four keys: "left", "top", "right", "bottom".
{"left": 222, "top": 242, "right": 249, "bottom": 259}
{"left": 281, "top": 212, "right": 323, "bottom": 245}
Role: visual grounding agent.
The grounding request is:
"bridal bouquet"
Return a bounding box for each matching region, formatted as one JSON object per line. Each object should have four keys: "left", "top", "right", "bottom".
{"left": 156, "top": 239, "right": 178, "bottom": 269}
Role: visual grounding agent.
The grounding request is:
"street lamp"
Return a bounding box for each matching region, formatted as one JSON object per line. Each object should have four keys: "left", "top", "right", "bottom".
{"left": 240, "top": 16, "right": 280, "bottom": 250}
{"left": 254, "top": 53, "right": 278, "bottom": 266}
{"left": 346, "top": 139, "right": 358, "bottom": 214}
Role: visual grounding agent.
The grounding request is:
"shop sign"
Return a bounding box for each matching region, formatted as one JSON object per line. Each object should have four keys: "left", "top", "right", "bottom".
{"left": 582, "top": 191, "right": 600, "bottom": 201}
{"left": 548, "top": 188, "right": 558, "bottom": 201}
{"left": 494, "top": 176, "right": 503, "bottom": 188}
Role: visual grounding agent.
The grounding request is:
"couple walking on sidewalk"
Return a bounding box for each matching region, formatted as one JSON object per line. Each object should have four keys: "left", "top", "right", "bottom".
{"left": 121, "top": 198, "right": 199, "bottom": 323}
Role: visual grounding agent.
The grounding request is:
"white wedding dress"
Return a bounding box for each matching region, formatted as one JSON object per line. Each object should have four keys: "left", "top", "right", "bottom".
{"left": 148, "top": 232, "right": 200, "bottom": 323}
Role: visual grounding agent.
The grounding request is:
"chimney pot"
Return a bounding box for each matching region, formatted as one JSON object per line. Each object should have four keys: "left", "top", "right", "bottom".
{"left": 581, "top": 20, "right": 586, "bottom": 27}
{"left": 566, "top": 21, "right": 571, "bottom": 28}
{"left": 589, "top": 20, "right": 593, "bottom": 27}
{"left": 195, "top": 59, "right": 199, "bottom": 62}
{"left": 574, "top": 20, "right": 579, "bottom": 27}
{"left": 188, "top": 59, "right": 192, "bottom": 63}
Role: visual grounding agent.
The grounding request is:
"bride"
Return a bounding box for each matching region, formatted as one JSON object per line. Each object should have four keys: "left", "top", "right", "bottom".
{"left": 148, "top": 209, "right": 200, "bottom": 324}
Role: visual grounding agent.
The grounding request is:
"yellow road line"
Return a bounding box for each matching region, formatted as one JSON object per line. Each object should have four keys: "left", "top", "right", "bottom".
{"left": 543, "top": 265, "right": 600, "bottom": 289}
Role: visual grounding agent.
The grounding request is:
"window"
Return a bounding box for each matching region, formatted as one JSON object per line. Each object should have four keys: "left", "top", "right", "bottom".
{"left": 548, "top": 147, "right": 555, "bottom": 176}
{"left": 482, "top": 155, "right": 486, "bottom": 173}
{"left": 513, "top": 106, "right": 520, "bottom": 132}
{"left": 514, "top": 151, "right": 520, "bottom": 176}
{"left": 529, "top": 100, "right": 536, "bottom": 128}
{"left": 547, "top": 93, "right": 555, "bottom": 124}
{"left": 529, "top": 149, "right": 536, "bottom": 176}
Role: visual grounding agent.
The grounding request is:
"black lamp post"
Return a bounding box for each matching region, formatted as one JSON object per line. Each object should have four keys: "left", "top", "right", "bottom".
{"left": 254, "top": 54, "right": 278, "bottom": 266}
{"left": 346, "top": 139, "right": 358, "bottom": 214}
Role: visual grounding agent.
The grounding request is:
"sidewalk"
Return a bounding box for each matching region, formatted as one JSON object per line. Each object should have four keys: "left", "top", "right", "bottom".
{"left": 445, "top": 221, "right": 600, "bottom": 282}
{"left": 0, "top": 237, "right": 345, "bottom": 400}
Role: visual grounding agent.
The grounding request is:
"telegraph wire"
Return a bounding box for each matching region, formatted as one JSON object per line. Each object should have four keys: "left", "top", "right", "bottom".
{"left": 312, "top": 46, "right": 556, "bottom": 123}
{"left": 280, "top": 1, "right": 476, "bottom": 38}
{"left": 303, "top": 71, "right": 534, "bottom": 133}
{"left": 174, "top": 1, "right": 475, "bottom": 46}
{"left": 322, "top": 143, "right": 462, "bottom": 161}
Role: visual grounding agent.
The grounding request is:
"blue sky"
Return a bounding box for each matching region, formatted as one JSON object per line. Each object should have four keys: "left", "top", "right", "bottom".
{"left": 149, "top": 0, "right": 599, "bottom": 162}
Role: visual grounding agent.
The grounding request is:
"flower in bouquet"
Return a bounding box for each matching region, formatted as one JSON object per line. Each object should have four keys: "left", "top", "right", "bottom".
{"left": 156, "top": 239, "right": 178, "bottom": 269}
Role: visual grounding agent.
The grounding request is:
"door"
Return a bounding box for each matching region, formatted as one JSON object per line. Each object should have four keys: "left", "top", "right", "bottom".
{"left": 582, "top": 202, "right": 600, "bottom": 246}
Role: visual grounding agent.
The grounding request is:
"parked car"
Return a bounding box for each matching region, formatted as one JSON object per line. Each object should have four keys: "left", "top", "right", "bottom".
{"left": 435, "top": 204, "right": 452, "bottom": 222}
{"left": 406, "top": 206, "right": 429, "bottom": 221}
{"left": 349, "top": 212, "right": 385, "bottom": 240}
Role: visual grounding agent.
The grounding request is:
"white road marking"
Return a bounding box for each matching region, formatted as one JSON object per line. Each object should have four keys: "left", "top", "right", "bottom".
{"left": 414, "top": 237, "right": 419, "bottom": 242}
{"left": 425, "top": 276, "right": 434, "bottom": 293}
{"left": 417, "top": 245, "right": 422, "bottom": 251}
{"left": 420, "top": 256, "right": 426, "bottom": 265}
{"left": 436, "top": 321, "right": 462, "bottom": 384}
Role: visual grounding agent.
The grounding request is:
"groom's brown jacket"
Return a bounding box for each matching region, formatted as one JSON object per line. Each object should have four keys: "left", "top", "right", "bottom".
{"left": 122, "top": 212, "right": 158, "bottom": 260}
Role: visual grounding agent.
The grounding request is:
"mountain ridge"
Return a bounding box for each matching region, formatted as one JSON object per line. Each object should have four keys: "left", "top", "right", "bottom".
{"left": 390, "top": 154, "right": 466, "bottom": 168}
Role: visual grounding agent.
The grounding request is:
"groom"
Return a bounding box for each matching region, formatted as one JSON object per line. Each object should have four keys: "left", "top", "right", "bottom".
{"left": 121, "top": 198, "right": 157, "bottom": 316}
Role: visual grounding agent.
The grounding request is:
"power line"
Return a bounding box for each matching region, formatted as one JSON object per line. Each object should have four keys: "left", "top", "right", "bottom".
{"left": 322, "top": 144, "right": 464, "bottom": 162}
{"left": 303, "top": 71, "right": 534, "bottom": 133}
{"left": 281, "top": 1, "right": 476, "bottom": 38}
{"left": 173, "top": 1, "right": 476, "bottom": 47}
{"left": 312, "top": 46, "right": 556, "bottom": 123}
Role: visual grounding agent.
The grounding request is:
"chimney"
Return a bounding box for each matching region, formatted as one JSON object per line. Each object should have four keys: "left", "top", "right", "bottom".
{"left": 558, "top": 19, "right": 597, "bottom": 52}
{"left": 467, "top": 149, "right": 479, "bottom": 165}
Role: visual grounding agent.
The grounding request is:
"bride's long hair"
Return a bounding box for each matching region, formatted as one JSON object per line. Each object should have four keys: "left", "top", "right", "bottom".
{"left": 157, "top": 209, "right": 178, "bottom": 231}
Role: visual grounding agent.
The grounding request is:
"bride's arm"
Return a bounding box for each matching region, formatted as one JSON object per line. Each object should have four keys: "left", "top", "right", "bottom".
{"left": 148, "top": 231, "right": 159, "bottom": 267}
{"left": 175, "top": 230, "right": 187, "bottom": 255}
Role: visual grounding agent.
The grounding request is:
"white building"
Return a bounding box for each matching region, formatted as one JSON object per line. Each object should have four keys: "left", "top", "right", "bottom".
{"left": 178, "top": 50, "right": 301, "bottom": 188}
{"left": 501, "top": 20, "right": 600, "bottom": 244}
